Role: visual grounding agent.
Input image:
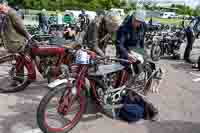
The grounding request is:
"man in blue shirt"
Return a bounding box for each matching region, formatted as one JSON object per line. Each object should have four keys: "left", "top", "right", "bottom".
{"left": 116, "top": 10, "right": 147, "bottom": 74}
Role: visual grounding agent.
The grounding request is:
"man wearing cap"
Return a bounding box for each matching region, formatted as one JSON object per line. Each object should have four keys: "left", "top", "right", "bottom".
{"left": 116, "top": 10, "right": 147, "bottom": 74}
{"left": 0, "top": 0, "right": 31, "bottom": 53}
{"left": 116, "top": 10, "right": 163, "bottom": 93}
{"left": 83, "top": 11, "right": 122, "bottom": 57}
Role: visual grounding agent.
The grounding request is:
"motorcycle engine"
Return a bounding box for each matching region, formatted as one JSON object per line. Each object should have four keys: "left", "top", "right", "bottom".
{"left": 37, "top": 56, "right": 60, "bottom": 77}
{"left": 96, "top": 73, "right": 124, "bottom": 105}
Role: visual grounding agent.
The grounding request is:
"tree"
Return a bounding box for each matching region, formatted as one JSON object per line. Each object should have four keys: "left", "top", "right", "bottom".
{"left": 8, "top": 0, "right": 133, "bottom": 11}
{"left": 171, "top": 4, "right": 175, "bottom": 8}
{"left": 193, "top": 5, "right": 200, "bottom": 16}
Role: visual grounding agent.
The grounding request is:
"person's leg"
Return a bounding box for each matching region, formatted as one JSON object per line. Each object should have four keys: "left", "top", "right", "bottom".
{"left": 10, "top": 54, "right": 25, "bottom": 86}
{"left": 184, "top": 41, "right": 192, "bottom": 62}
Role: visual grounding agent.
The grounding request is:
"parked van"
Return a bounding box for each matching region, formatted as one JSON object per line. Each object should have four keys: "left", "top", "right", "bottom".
{"left": 160, "top": 12, "right": 176, "bottom": 19}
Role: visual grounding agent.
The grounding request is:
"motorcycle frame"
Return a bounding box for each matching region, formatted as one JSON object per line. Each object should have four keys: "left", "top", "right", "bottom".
{"left": 73, "top": 62, "right": 154, "bottom": 100}
{"left": 71, "top": 63, "right": 129, "bottom": 99}
{"left": 15, "top": 46, "right": 67, "bottom": 81}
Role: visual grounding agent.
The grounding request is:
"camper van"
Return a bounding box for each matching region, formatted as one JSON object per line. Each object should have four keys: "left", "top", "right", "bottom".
{"left": 160, "top": 12, "right": 176, "bottom": 19}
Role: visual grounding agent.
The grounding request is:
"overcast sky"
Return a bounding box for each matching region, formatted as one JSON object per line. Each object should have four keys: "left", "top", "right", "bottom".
{"left": 186, "top": 0, "right": 199, "bottom": 8}
{"left": 129, "top": 0, "right": 199, "bottom": 8}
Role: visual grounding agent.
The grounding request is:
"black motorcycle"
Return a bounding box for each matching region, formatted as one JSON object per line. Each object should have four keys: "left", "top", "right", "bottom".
{"left": 151, "top": 30, "right": 185, "bottom": 61}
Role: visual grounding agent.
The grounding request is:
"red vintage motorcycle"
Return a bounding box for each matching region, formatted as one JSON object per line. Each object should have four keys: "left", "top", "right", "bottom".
{"left": 37, "top": 48, "right": 161, "bottom": 133}
{"left": 0, "top": 38, "right": 78, "bottom": 93}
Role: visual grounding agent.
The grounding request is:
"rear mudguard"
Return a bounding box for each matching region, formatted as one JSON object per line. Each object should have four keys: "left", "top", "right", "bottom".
{"left": 15, "top": 54, "right": 36, "bottom": 81}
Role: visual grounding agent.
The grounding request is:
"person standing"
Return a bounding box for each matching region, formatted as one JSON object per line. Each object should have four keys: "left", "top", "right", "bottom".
{"left": 13, "top": 6, "right": 24, "bottom": 19}
{"left": 57, "top": 11, "right": 63, "bottom": 25}
{"left": 184, "top": 25, "right": 195, "bottom": 63}
{"left": 79, "top": 9, "right": 88, "bottom": 31}
{"left": 38, "top": 9, "right": 49, "bottom": 34}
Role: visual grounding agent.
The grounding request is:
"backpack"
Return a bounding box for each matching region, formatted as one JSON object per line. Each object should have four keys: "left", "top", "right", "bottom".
{"left": 119, "top": 94, "right": 145, "bottom": 122}
{"left": 119, "top": 90, "right": 159, "bottom": 122}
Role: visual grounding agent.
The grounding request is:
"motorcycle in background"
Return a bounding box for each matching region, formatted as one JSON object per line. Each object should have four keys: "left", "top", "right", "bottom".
{"left": 151, "top": 30, "right": 185, "bottom": 61}
{"left": 0, "top": 36, "right": 80, "bottom": 93}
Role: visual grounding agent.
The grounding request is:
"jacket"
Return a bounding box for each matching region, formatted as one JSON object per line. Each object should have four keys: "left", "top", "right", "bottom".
{"left": 83, "top": 15, "right": 110, "bottom": 56}
{"left": 0, "top": 8, "right": 30, "bottom": 53}
{"left": 116, "top": 15, "right": 146, "bottom": 60}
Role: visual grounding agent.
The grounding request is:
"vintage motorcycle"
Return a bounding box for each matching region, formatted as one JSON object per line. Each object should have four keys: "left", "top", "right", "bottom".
{"left": 37, "top": 47, "right": 162, "bottom": 133}
{"left": 151, "top": 30, "right": 185, "bottom": 61}
{"left": 0, "top": 37, "right": 80, "bottom": 93}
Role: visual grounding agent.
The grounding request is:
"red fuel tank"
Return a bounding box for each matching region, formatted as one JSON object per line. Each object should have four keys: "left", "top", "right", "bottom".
{"left": 31, "top": 46, "right": 65, "bottom": 56}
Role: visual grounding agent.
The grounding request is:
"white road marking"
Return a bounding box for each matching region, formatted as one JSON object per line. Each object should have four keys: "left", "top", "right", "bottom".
{"left": 190, "top": 72, "right": 200, "bottom": 77}
{"left": 193, "top": 78, "right": 200, "bottom": 82}
{"left": 23, "top": 129, "right": 42, "bottom": 133}
{"left": 189, "top": 72, "right": 200, "bottom": 82}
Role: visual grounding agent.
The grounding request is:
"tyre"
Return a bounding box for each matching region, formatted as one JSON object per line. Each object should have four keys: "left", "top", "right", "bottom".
{"left": 198, "top": 57, "right": 200, "bottom": 71}
{"left": 172, "top": 53, "right": 180, "bottom": 60}
{"left": 0, "top": 54, "right": 31, "bottom": 93}
{"left": 143, "top": 62, "right": 154, "bottom": 95}
{"left": 151, "top": 44, "right": 162, "bottom": 62}
{"left": 37, "top": 85, "right": 87, "bottom": 133}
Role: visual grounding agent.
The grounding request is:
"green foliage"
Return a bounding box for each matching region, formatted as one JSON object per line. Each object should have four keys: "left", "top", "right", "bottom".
{"left": 193, "top": 5, "right": 200, "bottom": 16}
{"left": 171, "top": 4, "right": 197, "bottom": 16}
{"left": 7, "top": 0, "right": 127, "bottom": 11}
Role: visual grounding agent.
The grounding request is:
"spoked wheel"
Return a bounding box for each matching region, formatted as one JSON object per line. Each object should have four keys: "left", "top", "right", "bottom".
{"left": 0, "top": 54, "right": 30, "bottom": 93}
{"left": 151, "top": 44, "right": 162, "bottom": 61}
{"left": 143, "top": 63, "right": 154, "bottom": 95}
{"left": 198, "top": 57, "right": 200, "bottom": 71}
{"left": 37, "top": 85, "right": 87, "bottom": 133}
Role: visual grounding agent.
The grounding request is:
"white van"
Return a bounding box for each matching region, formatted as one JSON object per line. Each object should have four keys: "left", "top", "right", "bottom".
{"left": 160, "top": 12, "right": 176, "bottom": 19}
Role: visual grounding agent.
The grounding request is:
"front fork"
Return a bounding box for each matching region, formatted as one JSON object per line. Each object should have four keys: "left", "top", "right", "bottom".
{"left": 58, "top": 65, "right": 88, "bottom": 115}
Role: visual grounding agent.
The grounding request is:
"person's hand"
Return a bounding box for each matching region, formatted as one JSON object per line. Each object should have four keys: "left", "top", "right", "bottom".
{"left": 128, "top": 56, "right": 137, "bottom": 64}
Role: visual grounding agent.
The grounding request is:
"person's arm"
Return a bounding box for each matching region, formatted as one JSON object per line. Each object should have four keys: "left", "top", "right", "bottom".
{"left": 139, "top": 24, "right": 146, "bottom": 49}
{"left": 116, "top": 28, "right": 128, "bottom": 59}
{"left": 8, "top": 8, "right": 31, "bottom": 40}
{"left": 87, "top": 23, "right": 105, "bottom": 56}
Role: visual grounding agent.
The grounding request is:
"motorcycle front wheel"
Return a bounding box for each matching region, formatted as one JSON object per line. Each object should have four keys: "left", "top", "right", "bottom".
{"left": 37, "top": 85, "right": 87, "bottom": 133}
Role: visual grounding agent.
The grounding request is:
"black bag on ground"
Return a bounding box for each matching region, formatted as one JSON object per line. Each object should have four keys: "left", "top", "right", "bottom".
{"left": 118, "top": 90, "right": 159, "bottom": 123}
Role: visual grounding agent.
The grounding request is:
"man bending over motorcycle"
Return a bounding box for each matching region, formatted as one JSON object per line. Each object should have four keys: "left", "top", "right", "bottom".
{"left": 83, "top": 11, "right": 122, "bottom": 57}
{"left": 116, "top": 10, "right": 163, "bottom": 93}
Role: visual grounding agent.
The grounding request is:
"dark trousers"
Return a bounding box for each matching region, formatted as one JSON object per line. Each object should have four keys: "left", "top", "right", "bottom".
{"left": 184, "top": 40, "right": 194, "bottom": 61}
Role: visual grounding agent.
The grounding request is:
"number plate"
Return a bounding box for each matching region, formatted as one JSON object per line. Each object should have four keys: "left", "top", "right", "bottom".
{"left": 75, "top": 50, "right": 90, "bottom": 64}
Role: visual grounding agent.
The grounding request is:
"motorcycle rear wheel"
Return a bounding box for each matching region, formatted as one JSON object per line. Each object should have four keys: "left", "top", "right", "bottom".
{"left": 0, "top": 54, "right": 31, "bottom": 93}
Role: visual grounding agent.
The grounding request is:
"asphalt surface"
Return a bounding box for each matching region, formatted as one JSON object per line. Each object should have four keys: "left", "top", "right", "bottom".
{"left": 0, "top": 40, "right": 200, "bottom": 133}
